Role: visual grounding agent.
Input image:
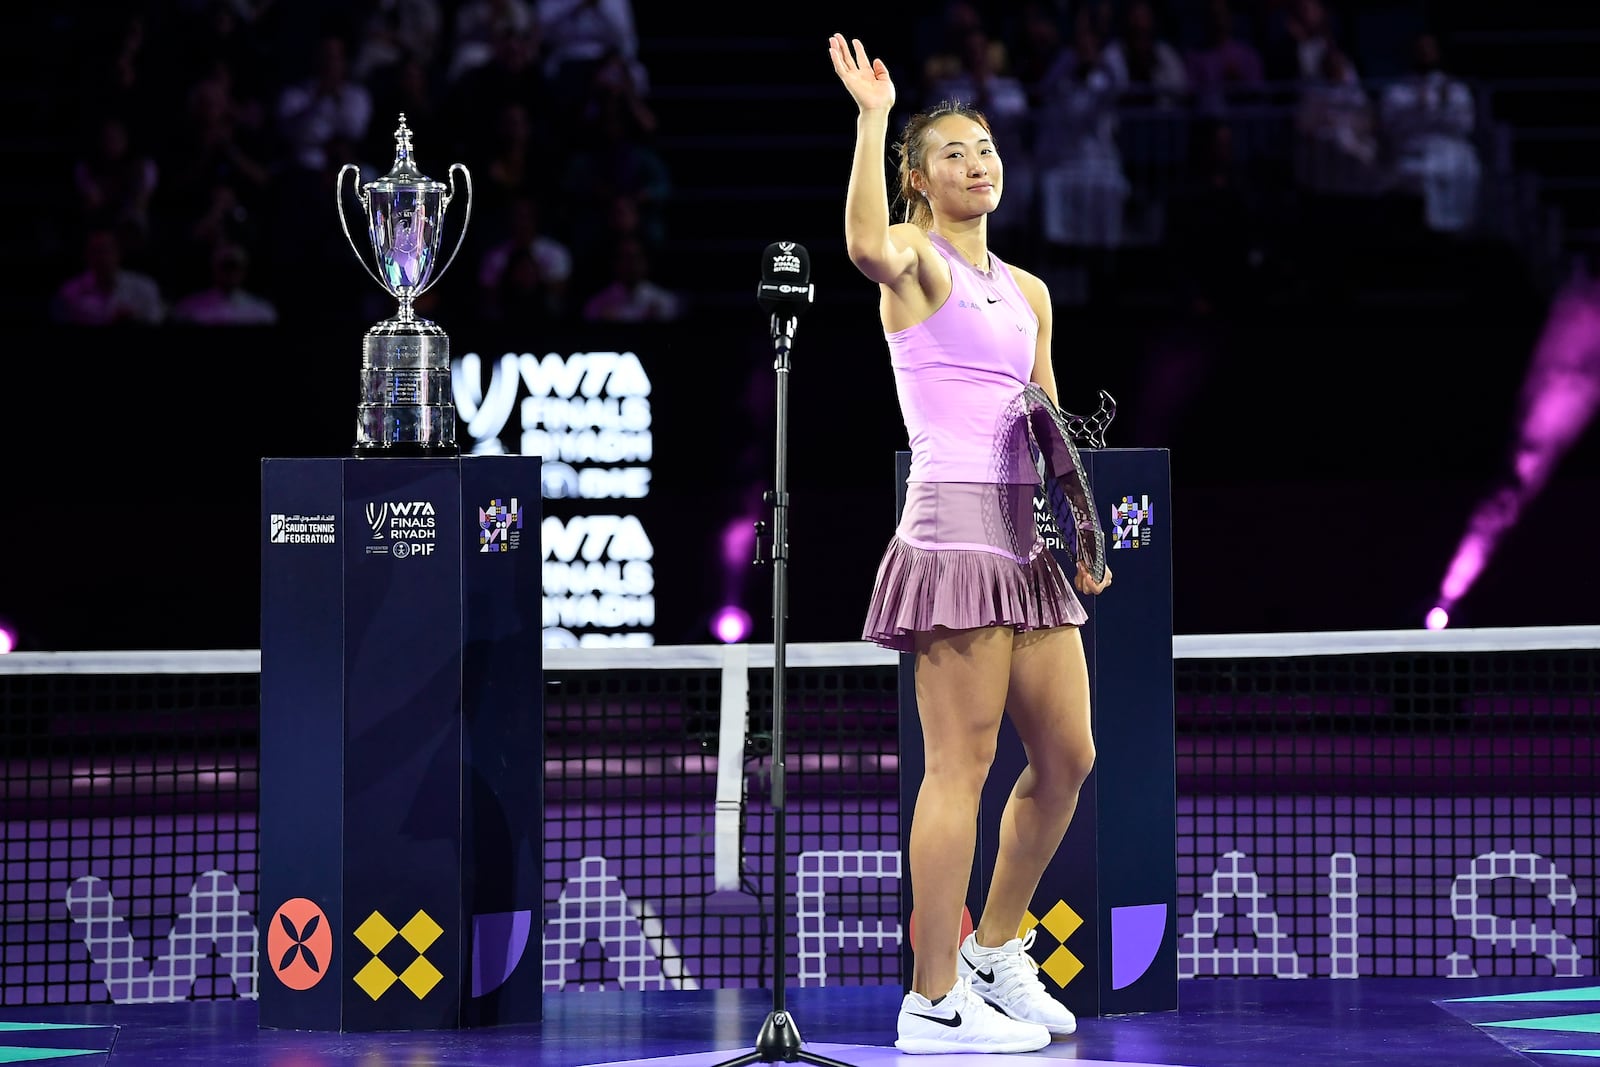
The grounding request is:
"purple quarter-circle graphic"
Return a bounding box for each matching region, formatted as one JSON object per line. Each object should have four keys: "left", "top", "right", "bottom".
{"left": 1112, "top": 903, "right": 1169, "bottom": 990}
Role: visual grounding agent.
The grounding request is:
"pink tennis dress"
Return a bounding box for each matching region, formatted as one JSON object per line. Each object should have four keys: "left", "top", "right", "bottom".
{"left": 862, "top": 233, "right": 1086, "bottom": 652}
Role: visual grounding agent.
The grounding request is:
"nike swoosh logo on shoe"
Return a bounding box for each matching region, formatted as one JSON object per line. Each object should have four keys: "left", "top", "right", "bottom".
{"left": 909, "top": 1011, "right": 963, "bottom": 1027}
{"left": 961, "top": 952, "right": 995, "bottom": 983}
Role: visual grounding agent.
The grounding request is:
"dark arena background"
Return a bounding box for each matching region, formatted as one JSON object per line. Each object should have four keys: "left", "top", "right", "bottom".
{"left": 2, "top": 2, "right": 1599, "bottom": 1066}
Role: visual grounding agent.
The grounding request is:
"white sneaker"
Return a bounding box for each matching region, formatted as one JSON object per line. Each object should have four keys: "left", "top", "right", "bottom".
{"left": 958, "top": 929, "right": 1078, "bottom": 1035}
{"left": 895, "top": 974, "right": 1052, "bottom": 1054}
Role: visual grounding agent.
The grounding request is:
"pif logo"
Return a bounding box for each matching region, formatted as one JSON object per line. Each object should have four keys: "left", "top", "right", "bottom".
{"left": 268, "top": 897, "right": 332, "bottom": 991}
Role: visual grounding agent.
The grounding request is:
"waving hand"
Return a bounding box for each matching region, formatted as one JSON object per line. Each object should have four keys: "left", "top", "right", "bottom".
{"left": 829, "top": 34, "right": 895, "bottom": 113}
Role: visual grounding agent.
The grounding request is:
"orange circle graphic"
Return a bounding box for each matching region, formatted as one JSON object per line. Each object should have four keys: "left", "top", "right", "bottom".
{"left": 268, "top": 897, "right": 333, "bottom": 991}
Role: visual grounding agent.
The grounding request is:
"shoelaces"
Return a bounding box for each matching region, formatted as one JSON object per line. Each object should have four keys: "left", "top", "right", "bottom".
{"left": 984, "top": 928, "right": 1056, "bottom": 1005}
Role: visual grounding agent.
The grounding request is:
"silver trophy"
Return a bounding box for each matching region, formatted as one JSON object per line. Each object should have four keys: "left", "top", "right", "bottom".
{"left": 337, "top": 114, "right": 472, "bottom": 456}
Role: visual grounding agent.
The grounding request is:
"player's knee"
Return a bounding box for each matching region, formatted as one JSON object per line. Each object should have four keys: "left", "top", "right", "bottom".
{"left": 1044, "top": 737, "right": 1095, "bottom": 793}
{"left": 1065, "top": 739, "right": 1096, "bottom": 788}
{"left": 925, "top": 737, "right": 999, "bottom": 793}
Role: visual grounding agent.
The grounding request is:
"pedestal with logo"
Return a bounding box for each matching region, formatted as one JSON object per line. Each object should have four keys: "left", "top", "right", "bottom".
{"left": 895, "top": 448, "right": 1177, "bottom": 1017}
{"left": 258, "top": 455, "right": 543, "bottom": 1031}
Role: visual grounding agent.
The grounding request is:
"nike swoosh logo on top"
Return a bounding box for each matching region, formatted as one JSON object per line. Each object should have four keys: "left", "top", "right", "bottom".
{"left": 910, "top": 1011, "right": 963, "bottom": 1027}
{"left": 986, "top": 297, "right": 1000, "bottom": 303}
{"left": 962, "top": 952, "right": 995, "bottom": 983}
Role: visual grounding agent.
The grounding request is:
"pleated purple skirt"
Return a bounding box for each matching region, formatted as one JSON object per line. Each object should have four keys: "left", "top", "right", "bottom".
{"left": 862, "top": 482, "right": 1087, "bottom": 653}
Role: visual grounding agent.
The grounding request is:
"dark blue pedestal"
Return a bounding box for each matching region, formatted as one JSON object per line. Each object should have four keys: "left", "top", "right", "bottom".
{"left": 896, "top": 448, "right": 1177, "bottom": 1018}
{"left": 258, "top": 456, "right": 544, "bottom": 1032}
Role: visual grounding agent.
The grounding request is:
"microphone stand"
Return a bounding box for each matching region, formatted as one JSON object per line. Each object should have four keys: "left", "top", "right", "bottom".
{"left": 712, "top": 312, "right": 853, "bottom": 1067}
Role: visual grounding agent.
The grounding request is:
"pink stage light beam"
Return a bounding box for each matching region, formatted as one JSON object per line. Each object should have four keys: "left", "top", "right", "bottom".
{"left": 1432, "top": 274, "right": 1600, "bottom": 624}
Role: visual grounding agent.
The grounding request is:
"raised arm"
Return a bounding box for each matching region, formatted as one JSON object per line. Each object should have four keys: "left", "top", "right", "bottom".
{"left": 829, "top": 34, "right": 920, "bottom": 286}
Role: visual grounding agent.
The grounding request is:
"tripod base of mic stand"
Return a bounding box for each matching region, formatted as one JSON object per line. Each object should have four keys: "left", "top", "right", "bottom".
{"left": 709, "top": 1009, "right": 858, "bottom": 1067}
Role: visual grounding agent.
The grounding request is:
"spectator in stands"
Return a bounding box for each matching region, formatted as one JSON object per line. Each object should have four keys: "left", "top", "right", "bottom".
{"left": 580, "top": 235, "right": 681, "bottom": 322}
{"left": 560, "top": 87, "right": 672, "bottom": 270}
{"left": 1186, "top": 0, "right": 1265, "bottom": 115}
{"left": 1011, "top": 2, "right": 1070, "bottom": 101}
{"left": 484, "top": 246, "right": 550, "bottom": 331}
{"left": 1293, "top": 45, "right": 1380, "bottom": 197}
{"left": 170, "top": 242, "right": 279, "bottom": 325}
{"left": 603, "top": 191, "right": 646, "bottom": 247}
{"left": 269, "top": 35, "right": 385, "bottom": 324}
{"left": 1277, "top": 0, "right": 1342, "bottom": 82}
{"left": 82, "top": 11, "right": 170, "bottom": 147}
{"left": 477, "top": 100, "right": 542, "bottom": 228}
{"left": 477, "top": 193, "right": 573, "bottom": 323}
{"left": 536, "top": 0, "right": 646, "bottom": 110}
{"left": 919, "top": 1, "right": 986, "bottom": 88}
{"left": 1033, "top": 17, "right": 1130, "bottom": 249}
{"left": 1379, "top": 32, "right": 1482, "bottom": 234}
{"left": 71, "top": 115, "right": 159, "bottom": 262}
{"left": 566, "top": 190, "right": 652, "bottom": 301}
{"left": 483, "top": 245, "right": 566, "bottom": 332}
{"left": 184, "top": 55, "right": 269, "bottom": 144}
{"left": 1077, "top": 0, "right": 1117, "bottom": 50}
{"left": 162, "top": 66, "right": 271, "bottom": 243}
{"left": 350, "top": 0, "right": 444, "bottom": 83}
{"left": 173, "top": 183, "right": 263, "bottom": 296}
{"left": 924, "top": 26, "right": 1034, "bottom": 246}
{"left": 575, "top": 46, "right": 659, "bottom": 139}
{"left": 365, "top": 55, "right": 448, "bottom": 171}
{"left": 179, "top": 0, "right": 275, "bottom": 108}
{"left": 447, "top": 0, "right": 536, "bottom": 84}
{"left": 924, "top": 26, "right": 1030, "bottom": 138}
{"left": 275, "top": 34, "right": 374, "bottom": 175}
{"left": 444, "top": 25, "right": 559, "bottom": 163}
{"left": 1101, "top": 0, "right": 1189, "bottom": 106}
{"left": 51, "top": 225, "right": 166, "bottom": 326}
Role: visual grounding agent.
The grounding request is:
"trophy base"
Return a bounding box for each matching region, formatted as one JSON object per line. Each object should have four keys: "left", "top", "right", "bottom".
{"left": 356, "top": 403, "right": 458, "bottom": 456}
{"left": 355, "top": 327, "right": 456, "bottom": 455}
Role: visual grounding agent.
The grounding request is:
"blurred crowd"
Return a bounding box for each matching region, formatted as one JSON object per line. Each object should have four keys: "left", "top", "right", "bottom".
{"left": 44, "top": 0, "right": 1494, "bottom": 331}
{"left": 910, "top": 0, "right": 1489, "bottom": 307}
{"left": 46, "top": 0, "right": 682, "bottom": 330}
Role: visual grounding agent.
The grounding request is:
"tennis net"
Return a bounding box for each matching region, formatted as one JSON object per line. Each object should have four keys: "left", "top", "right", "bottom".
{"left": 1, "top": 625, "right": 1595, "bottom": 1004}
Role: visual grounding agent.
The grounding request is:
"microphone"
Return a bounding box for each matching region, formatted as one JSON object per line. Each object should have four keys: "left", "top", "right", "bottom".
{"left": 757, "top": 241, "right": 813, "bottom": 353}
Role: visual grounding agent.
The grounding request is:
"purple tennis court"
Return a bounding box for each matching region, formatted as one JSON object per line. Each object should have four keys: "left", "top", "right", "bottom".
{"left": 4, "top": 632, "right": 1598, "bottom": 1065}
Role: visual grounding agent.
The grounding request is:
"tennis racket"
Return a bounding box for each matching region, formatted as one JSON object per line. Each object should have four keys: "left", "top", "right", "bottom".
{"left": 1021, "top": 383, "right": 1108, "bottom": 585}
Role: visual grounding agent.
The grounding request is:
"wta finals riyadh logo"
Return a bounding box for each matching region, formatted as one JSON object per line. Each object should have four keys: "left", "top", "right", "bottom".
{"left": 772, "top": 242, "right": 802, "bottom": 274}
{"left": 480, "top": 497, "right": 523, "bottom": 552}
{"left": 1111, "top": 494, "right": 1153, "bottom": 549}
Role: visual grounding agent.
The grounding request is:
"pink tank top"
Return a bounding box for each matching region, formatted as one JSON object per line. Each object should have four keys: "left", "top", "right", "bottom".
{"left": 885, "top": 233, "right": 1040, "bottom": 483}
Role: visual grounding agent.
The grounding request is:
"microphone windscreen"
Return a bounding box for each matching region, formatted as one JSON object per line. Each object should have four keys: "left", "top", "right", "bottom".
{"left": 758, "top": 242, "right": 813, "bottom": 314}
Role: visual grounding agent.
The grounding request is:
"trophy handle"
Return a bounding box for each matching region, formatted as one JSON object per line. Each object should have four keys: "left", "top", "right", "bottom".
{"left": 335, "top": 164, "right": 388, "bottom": 292}
{"left": 418, "top": 163, "right": 473, "bottom": 299}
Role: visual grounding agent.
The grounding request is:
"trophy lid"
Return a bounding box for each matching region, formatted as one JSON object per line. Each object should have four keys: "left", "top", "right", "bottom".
{"left": 365, "top": 114, "right": 445, "bottom": 192}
